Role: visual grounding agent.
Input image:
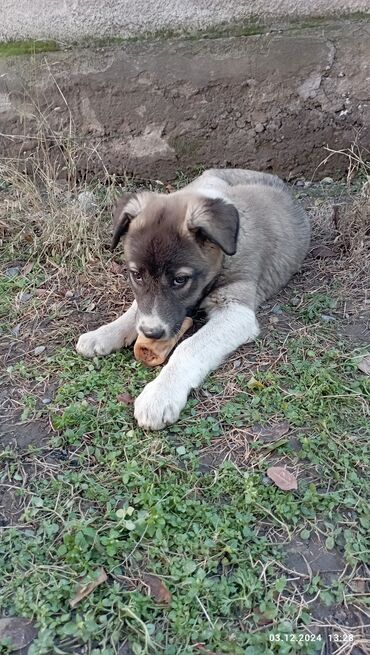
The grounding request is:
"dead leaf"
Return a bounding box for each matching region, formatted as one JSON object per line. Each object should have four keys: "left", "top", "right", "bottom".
{"left": 358, "top": 356, "right": 370, "bottom": 376}
{"left": 69, "top": 568, "right": 107, "bottom": 608}
{"left": 117, "top": 392, "right": 134, "bottom": 405}
{"left": 142, "top": 574, "right": 172, "bottom": 604}
{"left": 310, "top": 245, "right": 337, "bottom": 259}
{"left": 267, "top": 467, "right": 298, "bottom": 491}
{"left": 34, "top": 288, "right": 49, "bottom": 296}
{"left": 109, "top": 261, "right": 124, "bottom": 275}
{"left": 351, "top": 578, "right": 367, "bottom": 595}
{"left": 252, "top": 421, "right": 290, "bottom": 442}
{"left": 22, "top": 262, "right": 34, "bottom": 275}
{"left": 0, "top": 617, "right": 37, "bottom": 650}
{"left": 193, "top": 645, "right": 223, "bottom": 655}
{"left": 253, "top": 609, "right": 274, "bottom": 627}
{"left": 247, "top": 376, "right": 265, "bottom": 391}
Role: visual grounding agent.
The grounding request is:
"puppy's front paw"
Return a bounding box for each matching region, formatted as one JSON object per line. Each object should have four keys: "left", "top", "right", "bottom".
{"left": 76, "top": 323, "right": 137, "bottom": 358}
{"left": 76, "top": 329, "right": 112, "bottom": 357}
{"left": 134, "top": 378, "right": 188, "bottom": 430}
{"left": 76, "top": 329, "right": 117, "bottom": 358}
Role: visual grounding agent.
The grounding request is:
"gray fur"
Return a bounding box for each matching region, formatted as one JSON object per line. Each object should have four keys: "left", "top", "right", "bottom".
{"left": 112, "top": 168, "right": 310, "bottom": 335}
{"left": 191, "top": 169, "right": 310, "bottom": 312}
{"left": 77, "top": 168, "right": 311, "bottom": 430}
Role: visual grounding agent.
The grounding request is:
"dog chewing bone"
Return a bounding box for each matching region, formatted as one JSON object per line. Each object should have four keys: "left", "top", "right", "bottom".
{"left": 134, "top": 317, "right": 193, "bottom": 367}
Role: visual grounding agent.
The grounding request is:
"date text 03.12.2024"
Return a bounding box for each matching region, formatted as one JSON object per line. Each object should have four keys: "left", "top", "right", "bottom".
{"left": 269, "top": 635, "right": 322, "bottom": 643}
{"left": 269, "top": 633, "right": 354, "bottom": 643}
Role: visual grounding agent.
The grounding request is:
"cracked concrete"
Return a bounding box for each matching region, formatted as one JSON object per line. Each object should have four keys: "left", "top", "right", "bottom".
{"left": 0, "top": 18, "right": 369, "bottom": 180}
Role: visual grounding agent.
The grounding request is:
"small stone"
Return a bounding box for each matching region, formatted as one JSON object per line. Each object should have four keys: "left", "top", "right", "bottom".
{"left": 77, "top": 191, "right": 97, "bottom": 213}
{"left": 18, "top": 291, "right": 32, "bottom": 303}
{"left": 304, "top": 180, "right": 312, "bottom": 188}
{"left": 321, "top": 314, "right": 336, "bottom": 322}
{"left": 42, "top": 398, "right": 52, "bottom": 405}
{"left": 34, "top": 345, "right": 46, "bottom": 356}
{"left": 271, "top": 304, "right": 283, "bottom": 315}
{"left": 255, "top": 122, "right": 264, "bottom": 133}
{"left": 0, "top": 617, "right": 37, "bottom": 651}
{"left": 65, "top": 290, "right": 74, "bottom": 298}
{"left": 338, "top": 71, "right": 345, "bottom": 78}
{"left": 233, "top": 358, "right": 242, "bottom": 369}
{"left": 4, "top": 266, "right": 20, "bottom": 278}
{"left": 290, "top": 296, "right": 301, "bottom": 307}
{"left": 269, "top": 316, "right": 279, "bottom": 324}
{"left": 321, "top": 177, "right": 334, "bottom": 184}
{"left": 295, "top": 178, "right": 305, "bottom": 187}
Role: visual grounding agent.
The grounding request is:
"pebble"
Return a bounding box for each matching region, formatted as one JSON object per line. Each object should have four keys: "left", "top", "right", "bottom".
{"left": 255, "top": 122, "right": 264, "bottom": 133}
{"left": 4, "top": 266, "right": 20, "bottom": 278}
{"left": 321, "top": 176, "right": 334, "bottom": 184}
{"left": 295, "top": 179, "right": 305, "bottom": 187}
{"left": 65, "top": 290, "right": 74, "bottom": 299}
{"left": 271, "top": 304, "right": 284, "bottom": 315}
{"left": 290, "top": 296, "right": 301, "bottom": 307}
{"left": 18, "top": 291, "right": 32, "bottom": 303}
{"left": 42, "top": 398, "right": 52, "bottom": 405}
{"left": 269, "top": 316, "right": 279, "bottom": 324}
{"left": 321, "top": 314, "right": 336, "bottom": 322}
{"left": 34, "top": 345, "right": 46, "bottom": 356}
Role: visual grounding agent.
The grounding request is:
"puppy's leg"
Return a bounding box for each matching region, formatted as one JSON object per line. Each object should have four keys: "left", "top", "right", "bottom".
{"left": 77, "top": 301, "right": 138, "bottom": 358}
{"left": 134, "top": 303, "right": 259, "bottom": 430}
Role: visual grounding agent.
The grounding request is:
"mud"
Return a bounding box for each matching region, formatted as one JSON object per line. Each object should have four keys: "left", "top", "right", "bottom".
{"left": 0, "top": 17, "right": 369, "bottom": 180}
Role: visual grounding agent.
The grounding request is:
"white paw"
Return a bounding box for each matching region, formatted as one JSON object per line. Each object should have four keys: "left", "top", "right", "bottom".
{"left": 76, "top": 326, "right": 136, "bottom": 358}
{"left": 76, "top": 329, "right": 116, "bottom": 357}
{"left": 134, "top": 378, "right": 188, "bottom": 430}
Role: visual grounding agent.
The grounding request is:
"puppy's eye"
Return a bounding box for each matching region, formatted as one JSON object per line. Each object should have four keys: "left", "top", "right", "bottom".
{"left": 130, "top": 271, "right": 143, "bottom": 284}
{"left": 173, "top": 275, "right": 189, "bottom": 287}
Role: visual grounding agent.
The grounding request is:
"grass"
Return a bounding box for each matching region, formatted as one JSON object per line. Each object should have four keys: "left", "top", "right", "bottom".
{"left": 1, "top": 331, "right": 369, "bottom": 654}
{"left": 0, "top": 40, "right": 60, "bottom": 57}
{"left": 0, "top": 142, "right": 370, "bottom": 653}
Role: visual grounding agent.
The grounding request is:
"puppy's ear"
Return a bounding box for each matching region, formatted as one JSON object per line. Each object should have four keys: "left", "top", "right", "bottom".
{"left": 111, "top": 191, "right": 153, "bottom": 250}
{"left": 187, "top": 197, "right": 239, "bottom": 256}
{"left": 111, "top": 193, "right": 137, "bottom": 250}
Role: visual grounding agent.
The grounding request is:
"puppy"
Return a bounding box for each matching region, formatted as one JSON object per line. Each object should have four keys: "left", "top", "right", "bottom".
{"left": 77, "top": 169, "right": 310, "bottom": 429}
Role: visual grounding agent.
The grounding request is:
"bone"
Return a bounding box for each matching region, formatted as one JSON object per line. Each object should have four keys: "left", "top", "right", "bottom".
{"left": 133, "top": 317, "right": 193, "bottom": 367}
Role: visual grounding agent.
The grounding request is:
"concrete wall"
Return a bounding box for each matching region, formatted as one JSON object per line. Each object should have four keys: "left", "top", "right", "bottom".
{"left": 1, "top": 17, "right": 369, "bottom": 182}
{"left": 1, "top": 0, "right": 369, "bottom": 42}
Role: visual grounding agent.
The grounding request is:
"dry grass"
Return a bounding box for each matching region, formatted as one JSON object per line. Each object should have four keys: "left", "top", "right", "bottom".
{"left": 0, "top": 75, "right": 124, "bottom": 273}
{"left": 317, "top": 143, "right": 370, "bottom": 272}
{"left": 0, "top": 158, "right": 115, "bottom": 270}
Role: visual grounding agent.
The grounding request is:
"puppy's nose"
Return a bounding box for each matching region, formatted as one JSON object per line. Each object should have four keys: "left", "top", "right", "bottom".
{"left": 141, "top": 326, "right": 165, "bottom": 340}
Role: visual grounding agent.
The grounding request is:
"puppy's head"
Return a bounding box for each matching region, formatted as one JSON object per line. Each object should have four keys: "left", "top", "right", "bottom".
{"left": 111, "top": 190, "right": 239, "bottom": 339}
